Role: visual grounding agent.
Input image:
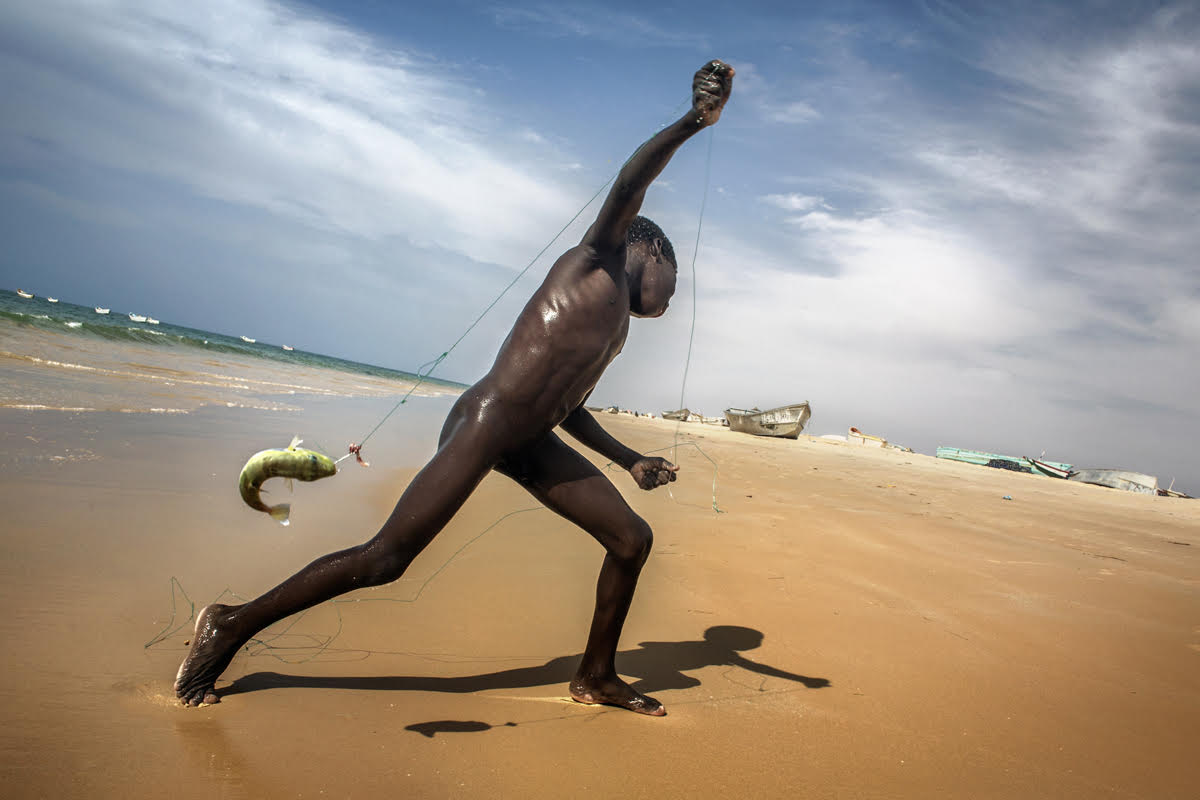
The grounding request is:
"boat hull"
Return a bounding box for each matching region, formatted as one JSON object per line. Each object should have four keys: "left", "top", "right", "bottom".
{"left": 724, "top": 403, "right": 811, "bottom": 439}
{"left": 936, "top": 447, "right": 1073, "bottom": 476}
{"left": 1067, "top": 469, "right": 1158, "bottom": 495}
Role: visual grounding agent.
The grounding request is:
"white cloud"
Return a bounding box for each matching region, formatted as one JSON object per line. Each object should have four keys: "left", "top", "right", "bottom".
{"left": 761, "top": 193, "right": 828, "bottom": 213}
{"left": 765, "top": 101, "right": 821, "bottom": 125}
{"left": 489, "top": 4, "right": 709, "bottom": 48}
{"left": 0, "top": 0, "right": 582, "bottom": 268}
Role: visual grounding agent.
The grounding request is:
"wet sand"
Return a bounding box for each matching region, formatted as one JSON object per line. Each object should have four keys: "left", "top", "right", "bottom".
{"left": 1, "top": 406, "right": 1197, "bottom": 798}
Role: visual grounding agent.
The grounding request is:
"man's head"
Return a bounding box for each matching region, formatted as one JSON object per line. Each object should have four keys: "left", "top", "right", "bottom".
{"left": 625, "top": 216, "right": 677, "bottom": 318}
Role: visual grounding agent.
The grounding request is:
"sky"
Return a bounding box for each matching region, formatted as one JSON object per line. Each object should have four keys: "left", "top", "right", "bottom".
{"left": 1, "top": 0, "right": 1198, "bottom": 489}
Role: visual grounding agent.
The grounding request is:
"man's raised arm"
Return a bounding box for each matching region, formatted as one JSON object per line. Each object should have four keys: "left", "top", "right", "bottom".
{"left": 582, "top": 60, "right": 734, "bottom": 255}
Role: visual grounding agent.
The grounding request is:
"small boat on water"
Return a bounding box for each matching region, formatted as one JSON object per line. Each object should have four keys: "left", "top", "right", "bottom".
{"left": 146, "top": 317, "right": 160, "bottom": 325}
{"left": 281, "top": 345, "right": 294, "bottom": 351}
{"left": 1067, "top": 469, "right": 1158, "bottom": 495}
{"left": 47, "top": 297, "right": 58, "bottom": 303}
{"left": 128, "top": 313, "right": 147, "bottom": 322}
{"left": 16, "top": 289, "right": 33, "bottom": 299}
{"left": 94, "top": 307, "right": 110, "bottom": 314}
{"left": 725, "top": 403, "right": 811, "bottom": 439}
{"left": 240, "top": 335, "right": 256, "bottom": 344}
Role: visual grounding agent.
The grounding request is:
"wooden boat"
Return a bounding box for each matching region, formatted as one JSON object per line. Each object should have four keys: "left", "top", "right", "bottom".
{"left": 16, "top": 289, "right": 33, "bottom": 298}
{"left": 937, "top": 446, "right": 1024, "bottom": 467}
{"left": 1067, "top": 469, "right": 1158, "bottom": 495}
{"left": 1028, "top": 458, "right": 1072, "bottom": 479}
{"left": 662, "top": 408, "right": 692, "bottom": 422}
{"left": 937, "top": 447, "right": 1072, "bottom": 476}
{"left": 724, "top": 403, "right": 811, "bottom": 439}
{"left": 848, "top": 427, "right": 886, "bottom": 447}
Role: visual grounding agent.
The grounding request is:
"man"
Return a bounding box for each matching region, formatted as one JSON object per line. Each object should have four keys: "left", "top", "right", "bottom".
{"left": 176, "top": 59, "right": 735, "bottom": 716}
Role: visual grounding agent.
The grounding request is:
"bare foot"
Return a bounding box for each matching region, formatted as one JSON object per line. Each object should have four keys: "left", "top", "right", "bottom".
{"left": 174, "top": 604, "right": 245, "bottom": 707}
{"left": 570, "top": 674, "right": 666, "bottom": 716}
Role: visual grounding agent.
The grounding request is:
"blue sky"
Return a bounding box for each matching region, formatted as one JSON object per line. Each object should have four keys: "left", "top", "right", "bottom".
{"left": 2, "top": 0, "right": 1198, "bottom": 488}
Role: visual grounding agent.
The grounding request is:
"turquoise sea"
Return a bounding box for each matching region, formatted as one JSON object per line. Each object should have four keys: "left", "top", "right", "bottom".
{"left": 0, "top": 287, "right": 466, "bottom": 415}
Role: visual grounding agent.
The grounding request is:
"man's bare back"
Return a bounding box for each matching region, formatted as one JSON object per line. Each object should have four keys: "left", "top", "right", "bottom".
{"left": 175, "top": 60, "right": 734, "bottom": 715}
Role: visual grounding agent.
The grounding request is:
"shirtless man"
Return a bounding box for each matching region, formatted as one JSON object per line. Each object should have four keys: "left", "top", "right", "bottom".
{"left": 175, "top": 60, "right": 734, "bottom": 716}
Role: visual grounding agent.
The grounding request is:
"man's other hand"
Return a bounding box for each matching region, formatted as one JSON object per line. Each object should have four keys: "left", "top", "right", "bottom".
{"left": 630, "top": 457, "right": 679, "bottom": 491}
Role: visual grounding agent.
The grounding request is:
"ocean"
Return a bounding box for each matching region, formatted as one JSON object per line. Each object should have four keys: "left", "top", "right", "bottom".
{"left": 0, "top": 288, "right": 466, "bottom": 415}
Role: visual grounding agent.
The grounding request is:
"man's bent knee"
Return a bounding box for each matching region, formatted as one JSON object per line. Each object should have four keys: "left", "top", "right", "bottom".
{"left": 610, "top": 516, "right": 653, "bottom": 566}
{"left": 355, "top": 542, "right": 415, "bottom": 587}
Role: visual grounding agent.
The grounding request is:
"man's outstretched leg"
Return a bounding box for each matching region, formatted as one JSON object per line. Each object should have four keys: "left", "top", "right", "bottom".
{"left": 498, "top": 433, "right": 665, "bottom": 716}
{"left": 175, "top": 416, "right": 497, "bottom": 705}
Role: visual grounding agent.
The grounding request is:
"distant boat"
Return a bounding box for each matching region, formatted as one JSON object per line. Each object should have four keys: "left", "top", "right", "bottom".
{"left": 146, "top": 317, "right": 160, "bottom": 325}
{"left": 16, "top": 289, "right": 33, "bottom": 299}
{"left": 938, "top": 447, "right": 1073, "bottom": 476}
{"left": 47, "top": 297, "right": 59, "bottom": 303}
{"left": 937, "top": 446, "right": 1022, "bottom": 467}
{"left": 281, "top": 345, "right": 294, "bottom": 351}
{"left": 128, "top": 313, "right": 147, "bottom": 323}
{"left": 240, "top": 335, "right": 256, "bottom": 343}
{"left": 662, "top": 408, "right": 692, "bottom": 422}
{"left": 94, "top": 307, "right": 110, "bottom": 314}
{"left": 848, "top": 427, "right": 886, "bottom": 448}
{"left": 725, "top": 403, "right": 811, "bottom": 439}
{"left": 1067, "top": 469, "right": 1158, "bottom": 495}
{"left": 1029, "top": 458, "right": 1072, "bottom": 479}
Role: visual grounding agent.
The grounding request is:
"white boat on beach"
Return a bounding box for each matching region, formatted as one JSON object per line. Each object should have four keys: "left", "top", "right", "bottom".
{"left": 240, "top": 335, "right": 256, "bottom": 343}
{"left": 16, "top": 289, "right": 33, "bottom": 299}
{"left": 95, "top": 307, "right": 110, "bottom": 314}
{"left": 128, "top": 313, "right": 147, "bottom": 323}
{"left": 146, "top": 317, "right": 160, "bottom": 325}
{"left": 47, "top": 297, "right": 58, "bottom": 303}
{"left": 724, "top": 403, "right": 812, "bottom": 439}
{"left": 1067, "top": 469, "right": 1158, "bottom": 495}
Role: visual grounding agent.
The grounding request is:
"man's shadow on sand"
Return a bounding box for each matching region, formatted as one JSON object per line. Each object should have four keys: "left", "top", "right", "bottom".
{"left": 222, "top": 625, "right": 830, "bottom": 698}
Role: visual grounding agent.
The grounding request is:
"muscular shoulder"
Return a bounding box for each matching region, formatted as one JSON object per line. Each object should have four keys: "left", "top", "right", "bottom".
{"left": 548, "top": 243, "right": 625, "bottom": 282}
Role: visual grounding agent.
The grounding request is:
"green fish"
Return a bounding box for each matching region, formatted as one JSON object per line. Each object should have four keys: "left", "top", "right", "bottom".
{"left": 238, "top": 436, "right": 337, "bottom": 525}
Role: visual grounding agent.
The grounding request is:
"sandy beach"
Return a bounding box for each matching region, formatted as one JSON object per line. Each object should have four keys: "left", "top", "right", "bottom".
{"left": 1, "top": 401, "right": 1197, "bottom": 799}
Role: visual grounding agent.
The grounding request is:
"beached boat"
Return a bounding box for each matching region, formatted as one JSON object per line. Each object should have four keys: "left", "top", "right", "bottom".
{"left": 937, "top": 447, "right": 1072, "bottom": 476}
{"left": 724, "top": 403, "right": 811, "bottom": 439}
{"left": 146, "top": 317, "right": 159, "bottom": 325}
{"left": 16, "top": 289, "right": 33, "bottom": 298}
{"left": 240, "top": 335, "right": 256, "bottom": 343}
{"left": 128, "top": 313, "right": 147, "bottom": 322}
{"left": 1029, "top": 458, "right": 1073, "bottom": 479}
{"left": 937, "top": 446, "right": 1020, "bottom": 467}
{"left": 47, "top": 297, "right": 58, "bottom": 303}
{"left": 94, "top": 307, "right": 110, "bottom": 314}
{"left": 847, "top": 427, "right": 913, "bottom": 452}
{"left": 1067, "top": 469, "right": 1158, "bottom": 495}
{"left": 662, "top": 408, "right": 691, "bottom": 422}
{"left": 848, "top": 427, "right": 886, "bottom": 447}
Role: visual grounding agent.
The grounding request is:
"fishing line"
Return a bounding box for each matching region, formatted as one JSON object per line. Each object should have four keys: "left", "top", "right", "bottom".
{"left": 150, "top": 69, "right": 729, "bottom": 663}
